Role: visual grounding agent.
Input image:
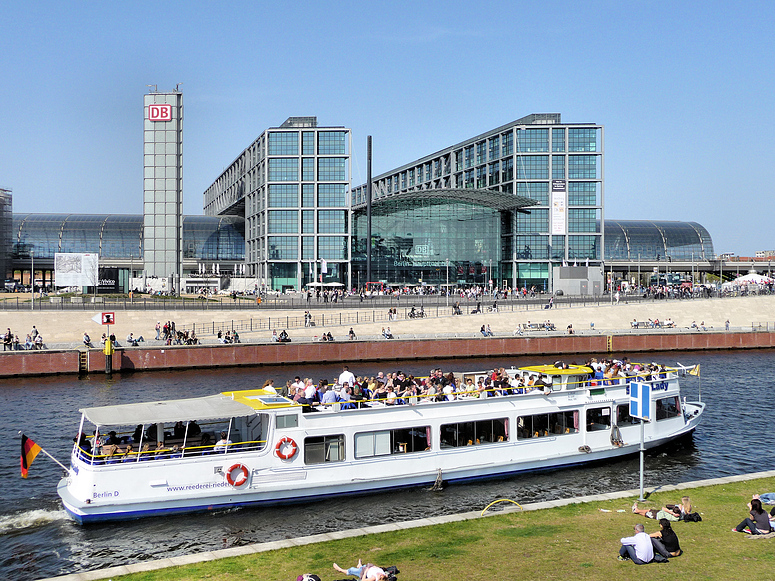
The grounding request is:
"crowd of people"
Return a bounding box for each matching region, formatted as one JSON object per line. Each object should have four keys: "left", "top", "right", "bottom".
{"left": 3, "top": 325, "right": 44, "bottom": 350}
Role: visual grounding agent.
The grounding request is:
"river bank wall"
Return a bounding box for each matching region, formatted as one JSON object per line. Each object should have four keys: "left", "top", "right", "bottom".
{"left": 1, "top": 329, "right": 774, "bottom": 378}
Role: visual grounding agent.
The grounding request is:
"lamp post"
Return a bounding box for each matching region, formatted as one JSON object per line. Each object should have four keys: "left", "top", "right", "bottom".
{"left": 30, "top": 250, "right": 34, "bottom": 311}
{"left": 446, "top": 258, "right": 449, "bottom": 307}
{"left": 489, "top": 258, "right": 492, "bottom": 294}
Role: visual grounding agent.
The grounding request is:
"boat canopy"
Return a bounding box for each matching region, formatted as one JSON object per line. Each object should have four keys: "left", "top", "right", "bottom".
{"left": 80, "top": 395, "right": 255, "bottom": 426}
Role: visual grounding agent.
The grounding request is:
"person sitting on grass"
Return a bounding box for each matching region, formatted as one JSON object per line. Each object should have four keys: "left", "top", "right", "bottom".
{"left": 333, "top": 560, "right": 388, "bottom": 581}
{"left": 618, "top": 523, "right": 653, "bottom": 564}
{"left": 733, "top": 497, "right": 773, "bottom": 535}
{"left": 650, "top": 518, "right": 682, "bottom": 558}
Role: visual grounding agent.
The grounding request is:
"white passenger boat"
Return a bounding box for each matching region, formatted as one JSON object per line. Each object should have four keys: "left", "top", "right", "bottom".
{"left": 58, "top": 363, "right": 704, "bottom": 523}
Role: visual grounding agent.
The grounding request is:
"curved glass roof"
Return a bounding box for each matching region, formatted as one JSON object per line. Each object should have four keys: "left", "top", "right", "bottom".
{"left": 604, "top": 220, "right": 714, "bottom": 261}
{"left": 12, "top": 214, "right": 245, "bottom": 261}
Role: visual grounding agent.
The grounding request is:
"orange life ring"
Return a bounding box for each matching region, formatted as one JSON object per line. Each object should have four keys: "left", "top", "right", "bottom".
{"left": 275, "top": 436, "right": 298, "bottom": 460}
{"left": 226, "top": 463, "right": 249, "bottom": 487}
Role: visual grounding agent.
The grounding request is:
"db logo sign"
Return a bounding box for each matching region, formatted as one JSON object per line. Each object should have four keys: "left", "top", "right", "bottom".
{"left": 148, "top": 104, "right": 172, "bottom": 122}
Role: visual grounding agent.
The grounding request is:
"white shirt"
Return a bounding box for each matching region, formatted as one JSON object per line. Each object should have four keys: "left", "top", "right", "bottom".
{"left": 338, "top": 369, "right": 356, "bottom": 386}
{"left": 620, "top": 531, "right": 654, "bottom": 562}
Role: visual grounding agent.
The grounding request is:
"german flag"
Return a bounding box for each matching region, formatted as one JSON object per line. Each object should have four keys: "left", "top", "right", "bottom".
{"left": 21, "top": 434, "right": 41, "bottom": 478}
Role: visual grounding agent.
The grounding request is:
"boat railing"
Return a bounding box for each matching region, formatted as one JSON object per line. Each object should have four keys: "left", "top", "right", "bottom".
{"left": 75, "top": 438, "right": 268, "bottom": 466}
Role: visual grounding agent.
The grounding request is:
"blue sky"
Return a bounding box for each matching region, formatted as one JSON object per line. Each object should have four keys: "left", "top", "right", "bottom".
{"left": 1, "top": 1, "right": 772, "bottom": 255}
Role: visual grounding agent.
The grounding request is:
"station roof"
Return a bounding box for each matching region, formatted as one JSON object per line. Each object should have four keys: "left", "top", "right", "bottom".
{"left": 353, "top": 188, "right": 537, "bottom": 212}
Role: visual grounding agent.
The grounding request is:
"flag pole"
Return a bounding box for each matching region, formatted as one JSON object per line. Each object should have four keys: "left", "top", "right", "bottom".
{"left": 19, "top": 432, "right": 71, "bottom": 474}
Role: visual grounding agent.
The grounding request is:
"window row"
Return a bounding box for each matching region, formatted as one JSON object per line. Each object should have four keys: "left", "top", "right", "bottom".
{"left": 268, "top": 184, "right": 348, "bottom": 208}
{"left": 301, "top": 397, "right": 681, "bottom": 464}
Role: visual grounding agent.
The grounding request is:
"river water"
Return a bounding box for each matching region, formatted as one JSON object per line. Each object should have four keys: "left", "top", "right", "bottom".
{"left": 1, "top": 350, "right": 771, "bottom": 580}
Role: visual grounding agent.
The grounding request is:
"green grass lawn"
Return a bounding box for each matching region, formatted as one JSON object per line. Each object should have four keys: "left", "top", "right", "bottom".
{"left": 112, "top": 476, "right": 775, "bottom": 581}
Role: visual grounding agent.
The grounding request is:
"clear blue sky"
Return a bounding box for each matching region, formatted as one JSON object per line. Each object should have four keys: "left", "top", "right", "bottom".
{"left": 1, "top": 1, "right": 772, "bottom": 255}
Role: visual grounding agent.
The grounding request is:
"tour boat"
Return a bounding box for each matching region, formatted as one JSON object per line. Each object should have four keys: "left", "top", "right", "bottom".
{"left": 58, "top": 363, "right": 704, "bottom": 523}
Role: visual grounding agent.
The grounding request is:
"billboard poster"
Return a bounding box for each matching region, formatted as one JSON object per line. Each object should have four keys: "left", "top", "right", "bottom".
{"left": 551, "top": 180, "right": 566, "bottom": 235}
{"left": 54, "top": 253, "right": 99, "bottom": 287}
{"left": 96, "top": 267, "right": 120, "bottom": 294}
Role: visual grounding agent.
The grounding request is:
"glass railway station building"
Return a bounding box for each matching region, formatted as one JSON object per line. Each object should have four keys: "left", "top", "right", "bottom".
{"left": 1, "top": 111, "right": 715, "bottom": 293}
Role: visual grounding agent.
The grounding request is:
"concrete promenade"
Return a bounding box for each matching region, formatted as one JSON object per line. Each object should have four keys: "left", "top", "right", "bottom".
{"left": 0, "top": 293, "right": 773, "bottom": 350}
{"left": 37, "top": 469, "right": 775, "bottom": 581}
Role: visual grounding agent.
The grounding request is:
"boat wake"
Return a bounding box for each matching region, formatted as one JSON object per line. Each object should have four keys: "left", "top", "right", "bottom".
{"left": 0, "top": 509, "right": 70, "bottom": 534}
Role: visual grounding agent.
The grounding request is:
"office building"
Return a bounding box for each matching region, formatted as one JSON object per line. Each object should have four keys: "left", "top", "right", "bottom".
{"left": 204, "top": 117, "right": 351, "bottom": 292}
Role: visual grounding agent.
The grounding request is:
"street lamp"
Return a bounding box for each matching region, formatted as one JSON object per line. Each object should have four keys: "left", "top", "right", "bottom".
{"left": 446, "top": 258, "right": 449, "bottom": 307}
{"left": 30, "top": 250, "right": 34, "bottom": 311}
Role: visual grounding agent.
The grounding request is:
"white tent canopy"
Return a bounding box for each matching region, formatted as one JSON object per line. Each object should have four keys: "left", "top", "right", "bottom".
{"left": 80, "top": 395, "right": 255, "bottom": 426}
{"left": 724, "top": 271, "right": 774, "bottom": 287}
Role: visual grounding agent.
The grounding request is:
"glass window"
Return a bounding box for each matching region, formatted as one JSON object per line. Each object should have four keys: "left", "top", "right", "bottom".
{"left": 489, "top": 161, "right": 500, "bottom": 185}
{"left": 267, "top": 236, "right": 298, "bottom": 260}
{"left": 517, "top": 410, "right": 578, "bottom": 439}
{"left": 517, "top": 129, "right": 548, "bottom": 152}
{"left": 568, "top": 182, "right": 599, "bottom": 206}
{"left": 268, "top": 184, "right": 298, "bottom": 208}
{"left": 408, "top": 169, "right": 415, "bottom": 187}
{"left": 568, "top": 128, "right": 597, "bottom": 152}
{"left": 302, "top": 131, "right": 315, "bottom": 155}
{"left": 568, "top": 235, "right": 599, "bottom": 260}
{"left": 551, "top": 235, "right": 565, "bottom": 260}
{"left": 501, "top": 157, "right": 513, "bottom": 182}
{"left": 476, "top": 167, "right": 486, "bottom": 188}
{"left": 586, "top": 406, "right": 611, "bottom": 431}
{"left": 476, "top": 141, "right": 486, "bottom": 165}
{"left": 301, "top": 237, "right": 314, "bottom": 259}
{"left": 318, "top": 158, "right": 346, "bottom": 181}
{"left": 354, "top": 426, "right": 430, "bottom": 458}
{"left": 568, "top": 155, "right": 598, "bottom": 179}
{"left": 318, "top": 236, "right": 348, "bottom": 260}
{"left": 302, "top": 210, "right": 314, "bottom": 234}
{"left": 267, "top": 132, "right": 298, "bottom": 155}
{"left": 464, "top": 145, "right": 474, "bottom": 168}
{"left": 552, "top": 156, "right": 565, "bottom": 179}
{"left": 317, "top": 131, "right": 347, "bottom": 155}
{"left": 268, "top": 210, "right": 298, "bottom": 233}
{"left": 268, "top": 158, "right": 298, "bottom": 182}
{"left": 302, "top": 158, "right": 314, "bottom": 181}
{"left": 516, "top": 156, "right": 549, "bottom": 179}
{"left": 516, "top": 209, "right": 548, "bottom": 233}
{"left": 568, "top": 209, "right": 599, "bottom": 233}
{"left": 318, "top": 184, "right": 347, "bottom": 207}
{"left": 440, "top": 419, "right": 508, "bottom": 448}
{"left": 516, "top": 235, "right": 549, "bottom": 259}
{"left": 517, "top": 182, "right": 549, "bottom": 205}
{"left": 617, "top": 404, "right": 640, "bottom": 426}
{"left": 489, "top": 136, "right": 500, "bottom": 160}
{"left": 501, "top": 131, "right": 513, "bottom": 156}
{"left": 304, "top": 434, "right": 344, "bottom": 464}
{"left": 552, "top": 128, "right": 565, "bottom": 152}
{"left": 464, "top": 169, "right": 474, "bottom": 188}
{"left": 656, "top": 396, "right": 681, "bottom": 421}
{"left": 318, "top": 210, "right": 347, "bottom": 233}
{"left": 302, "top": 184, "right": 315, "bottom": 207}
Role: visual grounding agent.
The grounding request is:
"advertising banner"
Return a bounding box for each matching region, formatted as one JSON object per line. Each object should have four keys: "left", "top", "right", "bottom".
{"left": 551, "top": 180, "right": 566, "bottom": 235}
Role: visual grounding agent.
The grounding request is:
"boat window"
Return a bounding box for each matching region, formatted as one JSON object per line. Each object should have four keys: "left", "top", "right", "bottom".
{"left": 616, "top": 404, "right": 640, "bottom": 426}
{"left": 439, "top": 418, "right": 508, "bottom": 448}
{"left": 517, "top": 410, "right": 578, "bottom": 439}
{"left": 304, "top": 434, "right": 344, "bottom": 464}
{"left": 276, "top": 414, "right": 298, "bottom": 429}
{"left": 586, "top": 406, "right": 611, "bottom": 431}
{"left": 354, "top": 426, "right": 431, "bottom": 458}
{"left": 656, "top": 396, "right": 681, "bottom": 421}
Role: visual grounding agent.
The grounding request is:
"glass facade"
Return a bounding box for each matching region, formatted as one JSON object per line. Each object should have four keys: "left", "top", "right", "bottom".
{"left": 353, "top": 196, "right": 502, "bottom": 285}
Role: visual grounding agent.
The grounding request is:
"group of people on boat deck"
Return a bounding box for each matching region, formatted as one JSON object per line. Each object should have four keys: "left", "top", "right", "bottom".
{"left": 277, "top": 358, "right": 672, "bottom": 410}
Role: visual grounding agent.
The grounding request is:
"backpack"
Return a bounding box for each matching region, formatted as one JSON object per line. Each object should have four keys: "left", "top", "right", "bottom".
{"left": 684, "top": 512, "right": 702, "bottom": 522}
{"left": 296, "top": 575, "right": 321, "bottom": 581}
